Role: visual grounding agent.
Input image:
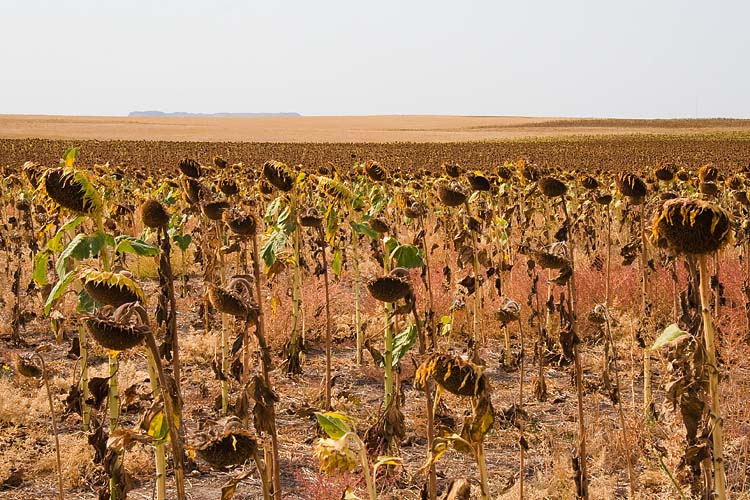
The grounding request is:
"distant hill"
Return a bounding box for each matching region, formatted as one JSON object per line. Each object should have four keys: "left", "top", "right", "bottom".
{"left": 128, "top": 111, "right": 301, "bottom": 118}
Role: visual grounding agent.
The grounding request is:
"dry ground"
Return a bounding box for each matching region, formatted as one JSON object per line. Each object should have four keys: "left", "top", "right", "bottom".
{"left": 2, "top": 115, "right": 750, "bottom": 143}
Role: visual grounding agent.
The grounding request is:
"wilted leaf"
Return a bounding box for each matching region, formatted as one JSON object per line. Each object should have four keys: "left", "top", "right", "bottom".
{"left": 652, "top": 323, "right": 688, "bottom": 350}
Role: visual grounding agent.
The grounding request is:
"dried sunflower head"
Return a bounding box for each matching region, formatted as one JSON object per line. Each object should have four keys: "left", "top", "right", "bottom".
{"left": 41, "top": 167, "right": 101, "bottom": 216}
{"left": 79, "top": 267, "right": 146, "bottom": 307}
{"left": 223, "top": 210, "right": 257, "bottom": 236}
{"left": 616, "top": 173, "right": 647, "bottom": 200}
{"left": 201, "top": 199, "right": 231, "bottom": 221}
{"left": 697, "top": 164, "right": 718, "bottom": 183}
{"left": 367, "top": 276, "right": 411, "bottom": 303}
{"left": 139, "top": 199, "right": 170, "bottom": 229}
{"left": 467, "top": 172, "right": 490, "bottom": 192}
{"left": 16, "top": 354, "right": 42, "bottom": 379}
{"left": 263, "top": 160, "right": 294, "bottom": 192}
{"left": 178, "top": 158, "right": 202, "bottom": 179}
{"left": 579, "top": 175, "right": 599, "bottom": 190}
{"left": 651, "top": 197, "right": 732, "bottom": 255}
{"left": 443, "top": 163, "right": 462, "bottom": 178}
{"left": 495, "top": 296, "right": 521, "bottom": 324}
{"left": 218, "top": 178, "right": 239, "bottom": 196}
{"left": 538, "top": 177, "right": 567, "bottom": 198}
{"left": 298, "top": 208, "right": 323, "bottom": 228}
{"left": 364, "top": 160, "right": 388, "bottom": 182}
{"left": 654, "top": 165, "right": 675, "bottom": 182}
{"left": 83, "top": 314, "right": 149, "bottom": 351}
{"left": 435, "top": 180, "right": 468, "bottom": 207}
{"left": 193, "top": 420, "right": 258, "bottom": 469}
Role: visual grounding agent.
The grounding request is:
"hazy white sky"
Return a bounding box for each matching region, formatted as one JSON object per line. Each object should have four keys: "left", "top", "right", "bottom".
{"left": 2, "top": 0, "right": 748, "bottom": 118}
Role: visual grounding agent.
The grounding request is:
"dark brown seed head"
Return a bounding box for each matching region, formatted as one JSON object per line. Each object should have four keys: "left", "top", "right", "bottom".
{"left": 16, "top": 355, "right": 42, "bottom": 378}
{"left": 364, "top": 161, "right": 388, "bottom": 182}
{"left": 298, "top": 208, "right": 323, "bottom": 228}
{"left": 44, "top": 168, "right": 98, "bottom": 215}
{"left": 369, "top": 217, "right": 390, "bottom": 234}
{"left": 616, "top": 173, "right": 647, "bottom": 200}
{"left": 213, "top": 156, "right": 228, "bottom": 169}
{"left": 140, "top": 199, "right": 170, "bottom": 229}
{"left": 579, "top": 175, "right": 599, "bottom": 190}
{"left": 80, "top": 269, "right": 145, "bottom": 307}
{"left": 538, "top": 177, "right": 567, "bottom": 198}
{"left": 435, "top": 180, "right": 468, "bottom": 207}
{"left": 262, "top": 161, "right": 294, "bottom": 192}
{"left": 207, "top": 284, "right": 252, "bottom": 319}
{"left": 532, "top": 250, "right": 570, "bottom": 269}
{"left": 595, "top": 193, "right": 613, "bottom": 205}
{"left": 443, "top": 163, "right": 461, "bottom": 178}
{"left": 258, "top": 178, "right": 274, "bottom": 195}
{"left": 727, "top": 175, "right": 744, "bottom": 191}
{"left": 654, "top": 165, "right": 675, "bottom": 182}
{"left": 699, "top": 182, "right": 719, "bottom": 196}
{"left": 223, "top": 210, "right": 257, "bottom": 236}
{"left": 467, "top": 172, "right": 490, "bottom": 192}
{"left": 733, "top": 190, "right": 750, "bottom": 207}
{"left": 698, "top": 164, "right": 718, "bottom": 183}
{"left": 496, "top": 165, "right": 512, "bottom": 180}
{"left": 520, "top": 163, "right": 540, "bottom": 182}
{"left": 651, "top": 197, "right": 732, "bottom": 255}
{"left": 218, "top": 179, "right": 239, "bottom": 196}
{"left": 195, "top": 430, "right": 258, "bottom": 469}
{"left": 201, "top": 199, "right": 231, "bottom": 221}
{"left": 676, "top": 170, "right": 690, "bottom": 182}
{"left": 367, "top": 276, "right": 411, "bottom": 303}
{"left": 84, "top": 315, "right": 148, "bottom": 351}
{"left": 415, "top": 353, "right": 487, "bottom": 397}
{"left": 178, "top": 158, "right": 202, "bottom": 179}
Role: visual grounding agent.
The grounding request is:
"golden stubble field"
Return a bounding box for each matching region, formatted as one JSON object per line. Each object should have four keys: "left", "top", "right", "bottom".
{"left": 3, "top": 114, "right": 750, "bottom": 143}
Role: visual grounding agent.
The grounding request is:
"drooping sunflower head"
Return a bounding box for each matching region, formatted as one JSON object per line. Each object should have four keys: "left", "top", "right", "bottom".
{"left": 201, "top": 199, "right": 231, "bottom": 221}
{"left": 41, "top": 167, "right": 101, "bottom": 216}
{"left": 139, "top": 199, "right": 170, "bottom": 229}
{"left": 79, "top": 267, "right": 146, "bottom": 307}
{"left": 367, "top": 275, "right": 411, "bottom": 303}
{"left": 263, "top": 160, "right": 295, "bottom": 192}
{"left": 193, "top": 419, "right": 258, "bottom": 470}
{"left": 467, "top": 171, "right": 490, "bottom": 192}
{"left": 616, "top": 172, "right": 647, "bottom": 201}
{"left": 223, "top": 209, "right": 257, "bottom": 236}
{"left": 435, "top": 179, "right": 468, "bottom": 207}
{"left": 538, "top": 176, "right": 567, "bottom": 198}
{"left": 651, "top": 197, "right": 732, "bottom": 255}
{"left": 364, "top": 160, "right": 388, "bottom": 182}
{"left": 178, "top": 158, "right": 202, "bottom": 179}
{"left": 83, "top": 314, "right": 149, "bottom": 351}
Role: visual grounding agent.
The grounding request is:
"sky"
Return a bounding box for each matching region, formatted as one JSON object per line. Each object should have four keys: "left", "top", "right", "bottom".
{"left": 1, "top": 0, "right": 749, "bottom": 118}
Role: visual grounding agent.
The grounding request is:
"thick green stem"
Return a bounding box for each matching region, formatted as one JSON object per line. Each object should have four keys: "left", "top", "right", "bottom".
{"left": 699, "top": 255, "right": 727, "bottom": 500}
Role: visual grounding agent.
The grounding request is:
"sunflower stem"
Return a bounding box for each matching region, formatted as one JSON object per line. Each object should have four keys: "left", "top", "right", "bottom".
{"left": 699, "top": 254, "right": 727, "bottom": 500}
